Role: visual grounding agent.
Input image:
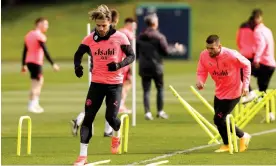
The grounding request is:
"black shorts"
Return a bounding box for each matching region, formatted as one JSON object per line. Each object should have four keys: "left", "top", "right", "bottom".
{"left": 214, "top": 96, "right": 240, "bottom": 116}
{"left": 85, "top": 82, "right": 123, "bottom": 114}
{"left": 26, "top": 63, "right": 42, "bottom": 80}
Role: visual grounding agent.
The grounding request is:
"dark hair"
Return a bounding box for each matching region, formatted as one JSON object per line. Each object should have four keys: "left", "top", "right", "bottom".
{"left": 144, "top": 13, "right": 157, "bottom": 27}
{"left": 111, "top": 9, "right": 119, "bottom": 24}
{"left": 248, "top": 16, "right": 256, "bottom": 30}
{"left": 124, "top": 17, "right": 134, "bottom": 24}
{"left": 206, "top": 35, "right": 220, "bottom": 44}
{"left": 251, "top": 8, "right": 263, "bottom": 19}
{"left": 35, "top": 17, "right": 47, "bottom": 25}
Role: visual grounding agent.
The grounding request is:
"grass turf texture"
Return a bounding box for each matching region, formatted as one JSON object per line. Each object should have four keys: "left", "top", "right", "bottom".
{"left": 2, "top": 61, "right": 276, "bottom": 165}
{"left": 2, "top": 0, "right": 276, "bottom": 165}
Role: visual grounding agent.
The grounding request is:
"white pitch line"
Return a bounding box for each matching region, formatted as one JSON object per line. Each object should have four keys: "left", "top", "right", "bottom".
{"left": 145, "top": 160, "right": 169, "bottom": 166}
{"left": 128, "top": 128, "right": 276, "bottom": 166}
{"left": 84, "top": 159, "right": 111, "bottom": 166}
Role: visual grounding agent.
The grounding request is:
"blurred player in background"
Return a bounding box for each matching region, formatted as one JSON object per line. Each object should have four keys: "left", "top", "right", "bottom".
{"left": 251, "top": 9, "right": 275, "bottom": 120}
{"left": 137, "top": 13, "right": 183, "bottom": 120}
{"left": 236, "top": 16, "right": 257, "bottom": 103}
{"left": 73, "top": 5, "right": 135, "bottom": 165}
{"left": 71, "top": 9, "right": 121, "bottom": 137}
{"left": 21, "top": 17, "right": 60, "bottom": 113}
{"left": 196, "top": 35, "right": 251, "bottom": 153}
{"left": 118, "top": 17, "right": 136, "bottom": 114}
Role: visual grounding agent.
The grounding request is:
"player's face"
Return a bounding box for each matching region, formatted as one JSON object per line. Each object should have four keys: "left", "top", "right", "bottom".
{"left": 95, "top": 19, "right": 111, "bottom": 36}
{"left": 255, "top": 16, "right": 263, "bottom": 24}
{"left": 206, "top": 42, "right": 221, "bottom": 57}
{"left": 39, "top": 20, "right": 49, "bottom": 33}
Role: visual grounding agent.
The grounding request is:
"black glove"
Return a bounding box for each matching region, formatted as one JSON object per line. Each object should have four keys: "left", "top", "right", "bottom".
{"left": 107, "top": 62, "right": 120, "bottom": 71}
{"left": 75, "top": 65, "right": 83, "bottom": 78}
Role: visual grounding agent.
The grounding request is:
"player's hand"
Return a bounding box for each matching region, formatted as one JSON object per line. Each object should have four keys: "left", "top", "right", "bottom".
{"left": 253, "top": 62, "right": 260, "bottom": 69}
{"left": 196, "top": 81, "right": 204, "bottom": 90}
{"left": 242, "top": 88, "right": 249, "bottom": 96}
{"left": 52, "top": 64, "right": 60, "bottom": 72}
{"left": 107, "top": 62, "right": 120, "bottom": 71}
{"left": 75, "top": 65, "right": 83, "bottom": 78}
{"left": 21, "top": 65, "right": 27, "bottom": 73}
{"left": 174, "top": 42, "right": 184, "bottom": 53}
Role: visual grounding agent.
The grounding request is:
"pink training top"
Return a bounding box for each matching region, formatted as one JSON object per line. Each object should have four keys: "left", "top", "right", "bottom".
{"left": 119, "top": 28, "right": 134, "bottom": 41}
{"left": 253, "top": 23, "right": 276, "bottom": 67}
{"left": 25, "top": 30, "right": 47, "bottom": 65}
{"left": 82, "top": 31, "right": 130, "bottom": 84}
{"left": 236, "top": 27, "right": 255, "bottom": 59}
{"left": 197, "top": 47, "right": 251, "bottom": 100}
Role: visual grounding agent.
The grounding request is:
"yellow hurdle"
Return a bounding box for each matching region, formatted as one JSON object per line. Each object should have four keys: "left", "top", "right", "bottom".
{"left": 226, "top": 114, "right": 238, "bottom": 154}
{"left": 118, "top": 114, "right": 129, "bottom": 154}
{"left": 17, "top": 116, "right": 32, "bottom": 156}
{"left": 169, "top": 85, "right": 220, "bottom": 144}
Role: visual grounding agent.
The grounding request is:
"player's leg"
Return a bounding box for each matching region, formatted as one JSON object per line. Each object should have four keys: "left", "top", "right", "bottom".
{"left": 71, "top": 111, "right": 85, "bottom": 137}
{"left": 141, "top": 76, "right": 153, "bottom": 120}
{"left": 119, "top": 68, "right": 132, "bottom": 113}
{"left": 257, "top": 64, "right": 275, "bottom": 120}
{"left": 74, "top": 83, "right": 105, "bottom": 165}
{"left": 119, "top": 80, "right": 132, "bottom": 113}
{"left": 105, "top": 84, "right": 122, "bottom": 154}
{"left": 213, "top": 96, "right": 251, "bottom": 152}
{"left": 27, "top": 63, "right": 44, "bottom": 113}
{"left": 153, "top": 74, "right": 168, "bottom": 119}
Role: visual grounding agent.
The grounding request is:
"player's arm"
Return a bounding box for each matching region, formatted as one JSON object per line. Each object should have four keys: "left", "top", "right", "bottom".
{"left": 196, "top": 54, "right": 208, "bottom": 90}
{"left": 21, "top": 43, "right": 28, "bottom": 72}
{"left": 253, "top": 30, "right": 266, "bottom": 65}
{"left": 119, "top": 45, "right": 135, "bottom": 67}
{"left": 39, "top": 41, "right": 54, "bottom": 65}
{"left": 107, "top": 34, "right": 135, "bottom": 71}
{"left": 234, "top": 51, "right": 251, "bottom": 94}
{"left": 159, "top": 35, "right": 170, "bottom": 56}
{"left": 159, "top": 34, "right": 183, "bottom": 56}
{"left": 74, "top": 44, "right": 90, "bottom": 77}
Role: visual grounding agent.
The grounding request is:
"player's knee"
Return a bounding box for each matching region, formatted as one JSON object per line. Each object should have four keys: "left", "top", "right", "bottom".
{"left": 213, "top": 114, "right": 224, "bottom": 126}
{"left": 80, "top": 126, "right": 92, "bottom": 143}
{"left": 105, "top": 114, "right": 121, "bottom": 131}
{"left": 82, "top": 112, "right": 95, "bottom": 126}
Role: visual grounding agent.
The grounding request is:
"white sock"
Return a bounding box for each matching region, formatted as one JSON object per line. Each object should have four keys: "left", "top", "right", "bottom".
{"left": 28, "top": 100, "right": 35, "bottom": 108}
{"left": 34, "top": 97, "right": 39, "bottom": 106}
{"left": 104, "top": 121, "right": 113, "bottom": 133}
{"left": 80, "top": 143, "right": 88, "bottom": 156}
{"left": 76, "top": 112, "right": 85, "bottom": 126}
{"left": 242, "top": 132, "right": 250, "bottom": 138}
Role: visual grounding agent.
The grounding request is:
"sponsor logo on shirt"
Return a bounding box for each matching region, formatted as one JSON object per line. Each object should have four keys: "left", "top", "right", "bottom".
{"left": 94, "top": 48, "right": 116, "bottom": 60}
{"left": 212, "top": 70, "right": 228, "bottom": 76}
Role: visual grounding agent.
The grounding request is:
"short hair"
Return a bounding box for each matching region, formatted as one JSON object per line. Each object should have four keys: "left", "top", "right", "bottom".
{"left": 144, "top": 13, "right": 158, "bottom": 26}
{"left": 88, "top": 4, "right": 111, "bottom": 21}
{"left": 124, "top": 17, "right": 135, "bottom": 24}
{"left": 206, "top": 35, "right": 220, "bottom": 44}
{"left": 35, "top": 17, "right": 47, "bottom": 25}
{"left": 111, "top": 9, "right": 119, "bottom": 24}
{"left": 251, "top": 8, "right": 263, "bottom": 19}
